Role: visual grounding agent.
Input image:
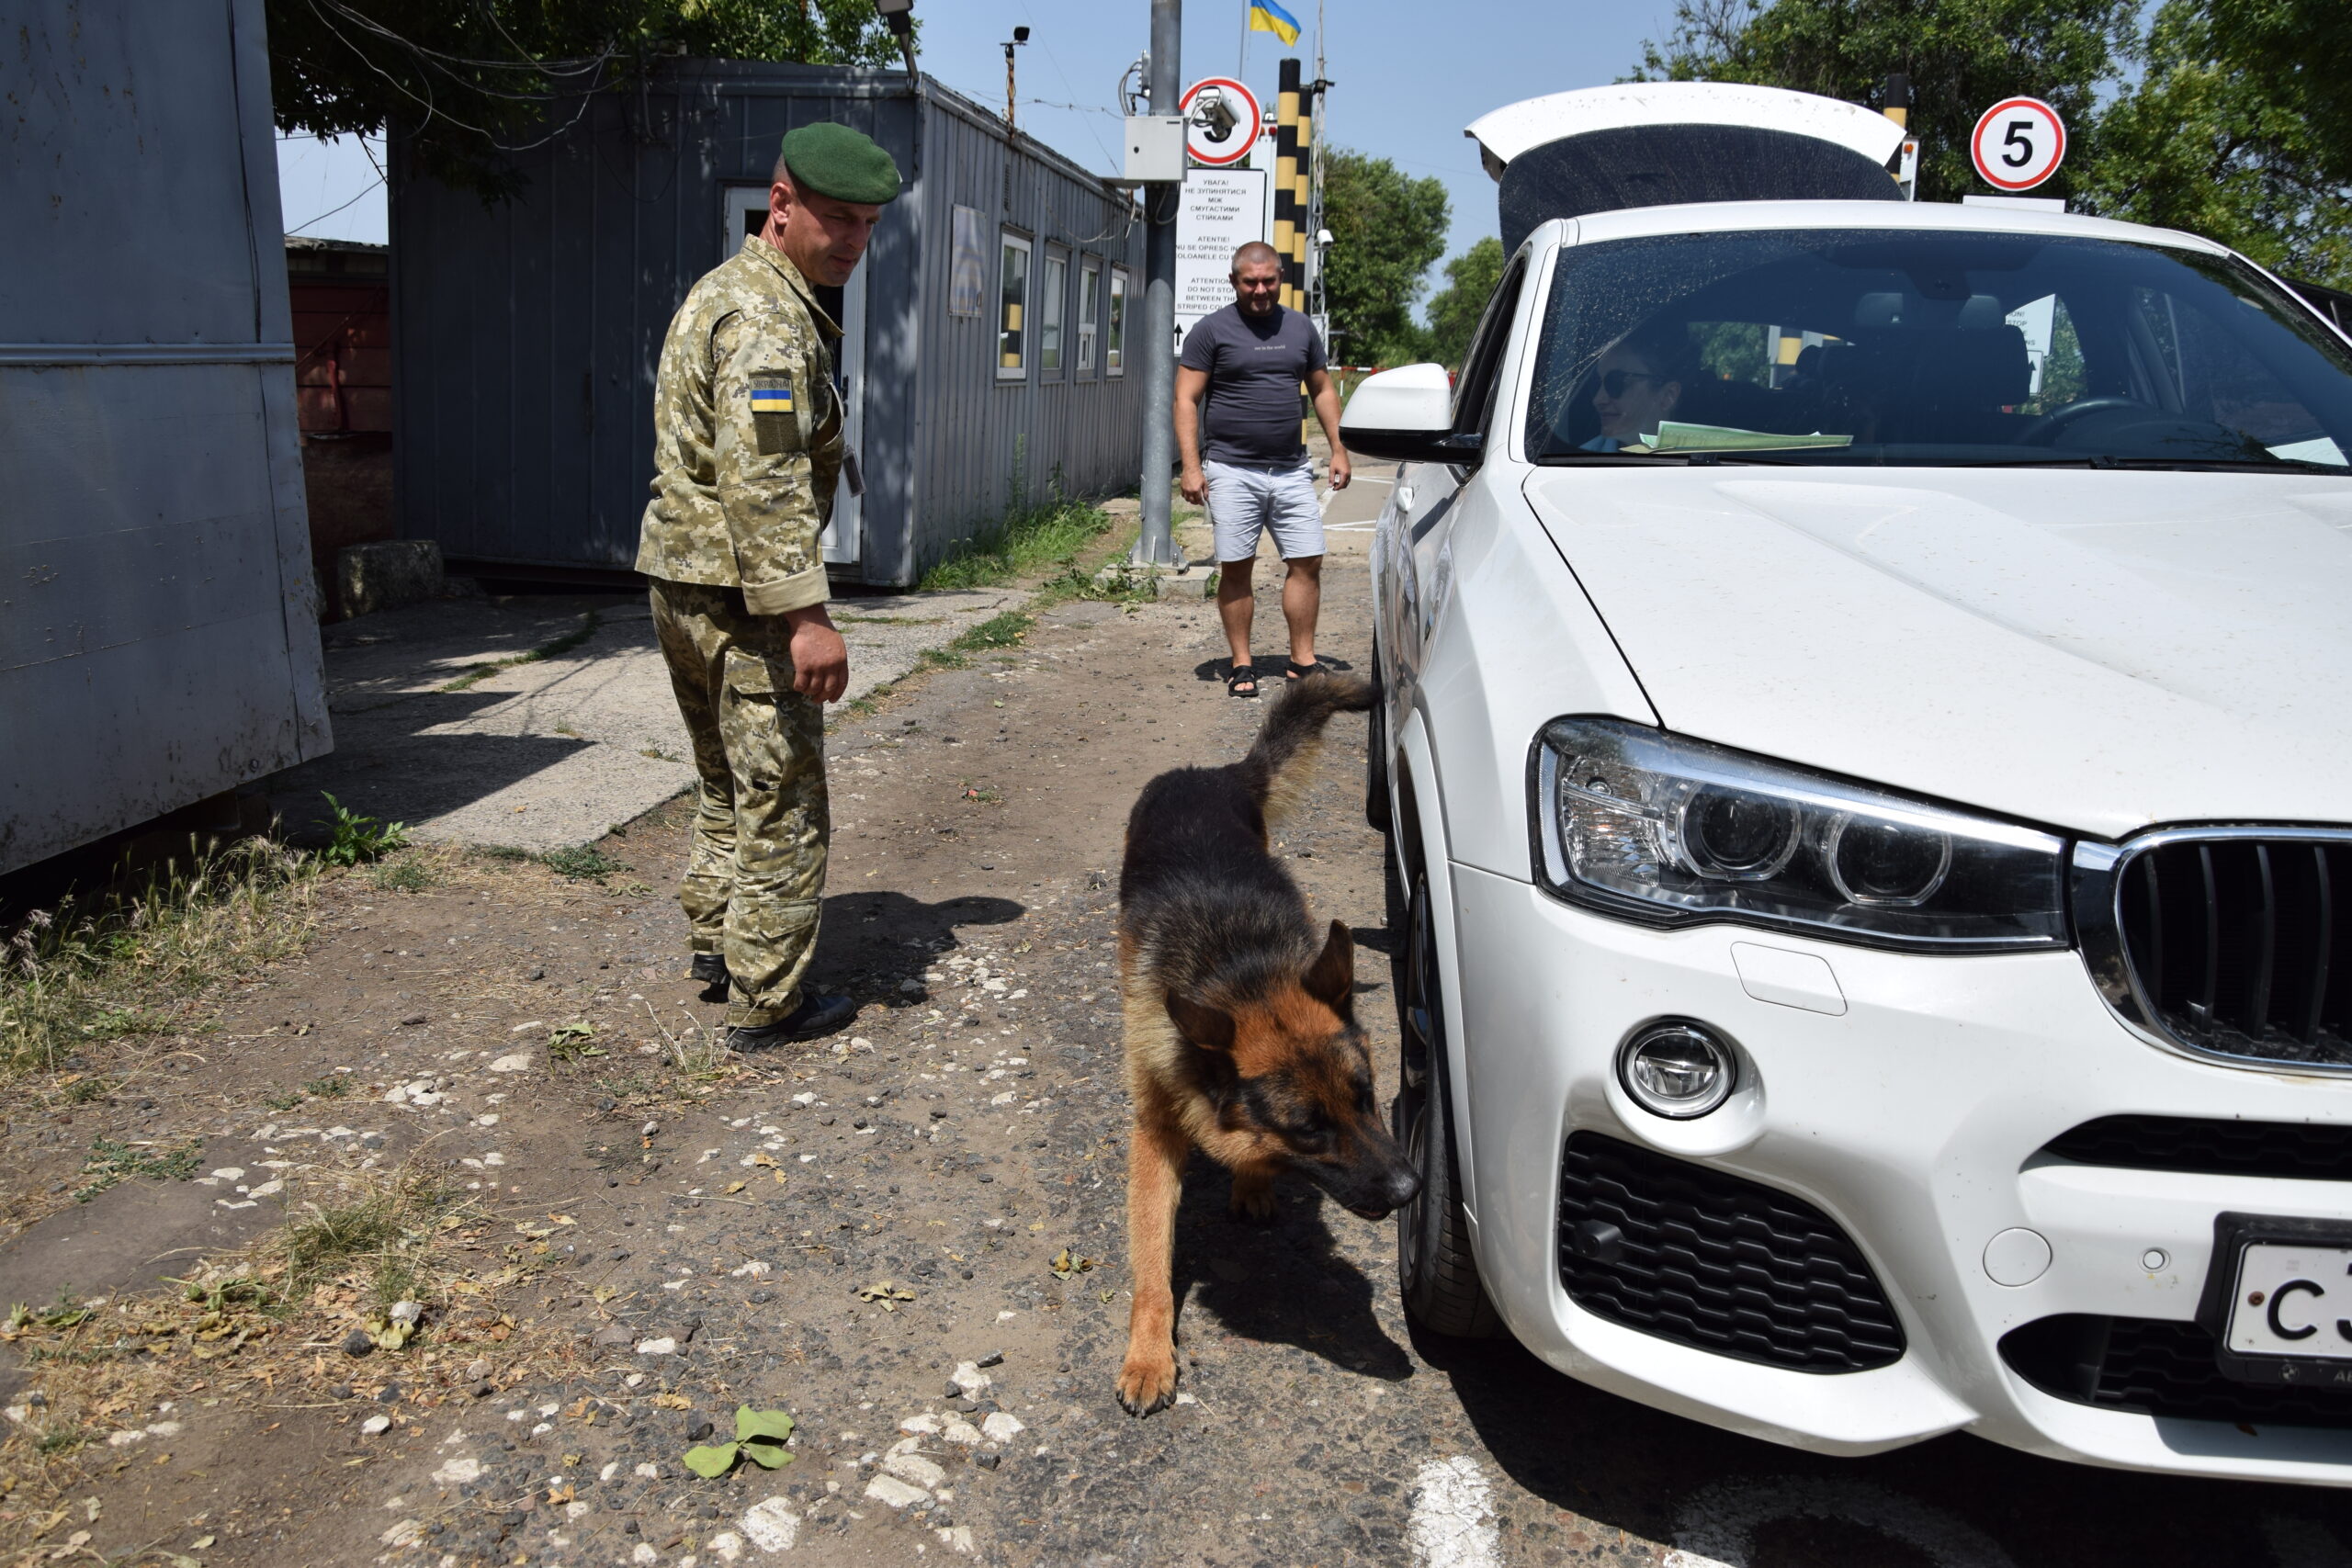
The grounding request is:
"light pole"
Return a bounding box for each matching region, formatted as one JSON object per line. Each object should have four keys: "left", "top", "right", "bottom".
{"left": 874, "top": 0, "right": 918, "bottom": 80}
{"left": 1002, "top": 27, "right": 1029, "bottom": 130}
{"left": 1131, "top": 0, "right": 1182, "bottom": 570}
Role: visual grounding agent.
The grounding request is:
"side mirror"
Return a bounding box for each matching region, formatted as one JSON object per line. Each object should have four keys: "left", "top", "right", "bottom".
{"left": 1340, "top": 364, "right": 1484, "bottom": 466}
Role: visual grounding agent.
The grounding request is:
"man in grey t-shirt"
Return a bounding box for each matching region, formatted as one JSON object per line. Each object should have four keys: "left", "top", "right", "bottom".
{"left": 1176, "top": 242, "right": 1351, "bottom": 698}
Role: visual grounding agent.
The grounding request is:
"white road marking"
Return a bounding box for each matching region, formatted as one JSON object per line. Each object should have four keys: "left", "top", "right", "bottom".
{"left": 1672, "top": 1475, "right": 2017, "bottom": 1568}
{"left": 1406, "top": 1455, "right": 1500, "bottom": 1568}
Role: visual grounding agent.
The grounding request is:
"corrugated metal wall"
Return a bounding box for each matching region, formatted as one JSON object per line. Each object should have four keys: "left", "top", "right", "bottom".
{"left": 391, "top": 65, "right": 1142, "bottom": 588}
{"left": 0, "top": 0, "right": 329, "bottom": 874}
{"left": 902, "top": 93, "right": 1146, "bottom": 580}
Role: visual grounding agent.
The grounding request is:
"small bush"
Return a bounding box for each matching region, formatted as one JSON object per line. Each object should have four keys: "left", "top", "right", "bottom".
{"left": 542, "top": 846, "right": 628, "bottom": 881}
{"left": 370, "top": 856, "right": 434, "bottom": 892}
{"left": 322, "top": 794, "right": 408, "bottom": 867}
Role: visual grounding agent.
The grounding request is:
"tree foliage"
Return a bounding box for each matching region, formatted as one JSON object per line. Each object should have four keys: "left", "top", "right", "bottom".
{"left": 1634, "top": 0, "right": 2352, "bottom": 287}
{"left": 268, "top": 0, "right": 905, "bottom": 194}
{"left": 1636, "top": 0, "right": 2137, "bottom": 203}
{"left": 1422, "top": 237, "right": 1506, "bottom": 372}
{"left": 1322, "top": 149, "right": 1451, "bottom": 367}
{"left": 2082, "top": 1, "right": 2352, "bottom": 283}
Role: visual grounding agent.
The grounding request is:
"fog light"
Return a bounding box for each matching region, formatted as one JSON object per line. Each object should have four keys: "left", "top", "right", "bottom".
{"left": 1617, "top": 1021, "right": 1736, "bottom": 1119}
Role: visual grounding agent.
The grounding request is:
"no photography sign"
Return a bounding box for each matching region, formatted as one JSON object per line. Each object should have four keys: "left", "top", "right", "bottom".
{"left": 1971, "top": 97, "right": 2066, "bottom": 191}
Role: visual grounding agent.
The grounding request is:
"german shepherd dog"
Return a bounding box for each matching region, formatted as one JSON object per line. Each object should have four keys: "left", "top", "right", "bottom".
{"left": 1114, "top": 673, "right": 1422, "bottom": 1416}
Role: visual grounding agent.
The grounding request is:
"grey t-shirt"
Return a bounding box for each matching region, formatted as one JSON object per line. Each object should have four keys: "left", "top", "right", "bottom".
{"left": 1180, "top": 303, "right": 1327, "bottom": 465}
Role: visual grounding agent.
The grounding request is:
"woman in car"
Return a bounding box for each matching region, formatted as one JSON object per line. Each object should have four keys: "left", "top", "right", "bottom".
{"left": 1582, "top": 327, "right": 1699, "bottom": 450}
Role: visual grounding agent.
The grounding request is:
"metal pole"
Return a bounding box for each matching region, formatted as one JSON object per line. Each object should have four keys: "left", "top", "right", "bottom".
{"left": 1132, "top": 0, "right": 1182, "bottom": 570}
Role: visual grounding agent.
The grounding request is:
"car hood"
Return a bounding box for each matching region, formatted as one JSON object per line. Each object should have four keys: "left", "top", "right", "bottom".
{"left": 1519, "top": 467, "right": 2352, "bottom": 840}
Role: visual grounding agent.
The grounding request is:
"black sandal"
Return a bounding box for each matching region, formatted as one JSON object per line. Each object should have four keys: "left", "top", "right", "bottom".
{"left": 1225, "top": 663, "right": 1261, "bottom": 698}
{"left": 1285, "top": 659, "right": 1329, "bottom": 680}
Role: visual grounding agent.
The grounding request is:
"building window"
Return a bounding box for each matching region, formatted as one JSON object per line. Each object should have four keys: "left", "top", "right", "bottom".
{"left": 949, "top": 205, "right": 986, "bottom": 318}
{"left": 1077, "top": 258, "right": 1101, "bottom": 375}
{"left": 998, "top": 232, "right": 1032, "bottom": 380}
{"left": 1107, "top": 266, "right": 1128, "bottom": 377}
{"left": 1039, "top": 247, "right": 1069, "bottom": 377}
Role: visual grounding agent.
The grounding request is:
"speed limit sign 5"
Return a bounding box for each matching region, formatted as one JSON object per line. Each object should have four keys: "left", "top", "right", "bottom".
{"left": 1971, "top": 96, "right": 2066, "bottom": 191}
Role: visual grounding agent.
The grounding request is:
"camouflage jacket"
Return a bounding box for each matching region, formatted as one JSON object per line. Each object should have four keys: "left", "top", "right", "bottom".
{"left": 637, "top": 234, "right": 843, "bottom": 615}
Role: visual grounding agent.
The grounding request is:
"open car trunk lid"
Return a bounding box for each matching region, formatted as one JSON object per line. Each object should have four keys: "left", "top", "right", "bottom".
{"left": 1469, "top": 84, "right": 1908, "bottom": 253}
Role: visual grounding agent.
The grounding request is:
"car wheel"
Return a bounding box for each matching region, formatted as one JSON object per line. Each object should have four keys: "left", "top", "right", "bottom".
{"left": 1365, "top": 641, "right": 1392, "bottom": 833}
{"left": 1391, "top": 846, "right": 1501, "bottom": 1337}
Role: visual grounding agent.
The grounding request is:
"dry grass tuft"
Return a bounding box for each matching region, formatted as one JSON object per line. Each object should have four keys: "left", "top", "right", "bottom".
{"left": 0, "top": 838, "right": 319, "bottom": 1077}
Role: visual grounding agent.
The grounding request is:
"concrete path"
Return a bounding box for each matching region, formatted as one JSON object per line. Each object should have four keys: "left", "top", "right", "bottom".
{"left": 266, "top": 582, "right": 1024, "bottom": 853}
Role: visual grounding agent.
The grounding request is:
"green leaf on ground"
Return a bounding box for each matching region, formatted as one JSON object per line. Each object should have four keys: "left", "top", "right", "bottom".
{"left": 735, "top": 1405, "right": 795, "bottom": 1444}
{"left": 682, "top": 1442, "right": 738, "bottom": 1479}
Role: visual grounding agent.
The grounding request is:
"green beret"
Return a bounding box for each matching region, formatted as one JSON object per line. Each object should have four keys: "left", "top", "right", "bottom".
{"left": 780, "top": 122, "right": 902, "bottom": 206}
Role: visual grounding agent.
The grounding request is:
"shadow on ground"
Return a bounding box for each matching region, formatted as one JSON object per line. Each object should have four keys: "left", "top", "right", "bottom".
{"left": 1413, "top": 1324, "right": 2352, "bottom": 1567}
{"left": 1171, "top": 1152, "right": 1415, "bottom": 1385}
{"left": 808, "top": 889, "right": 1027, "bottom": 1007}
{"left": 1188, "top": 653, "right": 1358, "bottom": 685}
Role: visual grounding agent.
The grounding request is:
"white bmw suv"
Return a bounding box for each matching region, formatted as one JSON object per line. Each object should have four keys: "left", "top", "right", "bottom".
{"left": 1346, "top": 85, "right": 2352, "bottom": 1483}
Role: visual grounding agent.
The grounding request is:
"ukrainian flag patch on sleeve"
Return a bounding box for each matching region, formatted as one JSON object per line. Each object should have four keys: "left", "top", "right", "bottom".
{"left": 749, "top": 371, "right": 800, "bottom": 454}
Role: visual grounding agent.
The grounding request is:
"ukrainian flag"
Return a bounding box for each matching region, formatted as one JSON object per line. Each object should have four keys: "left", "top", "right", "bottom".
{"left": 1249, "top": 0, "right": 1301, "bottom": 46}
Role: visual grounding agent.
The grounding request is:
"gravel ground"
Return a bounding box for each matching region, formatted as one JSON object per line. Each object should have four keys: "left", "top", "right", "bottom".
{"left": 9, "top": 502, "right": 2352, "bottom": 1567}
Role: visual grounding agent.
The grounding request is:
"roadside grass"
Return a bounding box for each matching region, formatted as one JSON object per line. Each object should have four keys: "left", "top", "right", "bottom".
{"left": 0, "top": 837, "right": 320, "bottom": 1077}
{"left": 438, "top": 607, "right": 602, "bottom": 693}
{"left": 919, "top": 494, "right": 1119, "bottom": 591}
{"left": 916, "top": 610, "right": 1036, "bottom": 672}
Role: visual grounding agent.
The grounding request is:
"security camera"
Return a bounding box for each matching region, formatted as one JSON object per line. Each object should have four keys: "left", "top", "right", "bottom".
{"left": 1193, "top": 87, "right": 1238, "bottom": 143}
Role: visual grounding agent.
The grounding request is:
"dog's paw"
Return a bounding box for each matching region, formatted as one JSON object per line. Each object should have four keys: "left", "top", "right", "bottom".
{"left": 1114, "top": 1349, "right": 1180, "bottom": 1416}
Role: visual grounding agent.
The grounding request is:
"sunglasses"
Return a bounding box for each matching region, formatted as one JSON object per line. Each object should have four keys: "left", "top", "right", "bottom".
{"left": 1597, "top": 369, "right": 1663, "bottom": 398}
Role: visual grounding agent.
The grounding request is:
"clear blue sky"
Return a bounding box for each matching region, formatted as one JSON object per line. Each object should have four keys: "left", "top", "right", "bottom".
{"left": 277, "top": 2, "right": 1676, "bottom": 299}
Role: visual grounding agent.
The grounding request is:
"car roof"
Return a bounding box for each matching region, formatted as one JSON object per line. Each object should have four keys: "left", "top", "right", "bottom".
{"left": 1530, "top": 198, "right": 2233, "bottom": 261}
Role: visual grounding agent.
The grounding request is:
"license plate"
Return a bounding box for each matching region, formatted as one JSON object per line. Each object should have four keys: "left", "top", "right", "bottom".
{"left": 2225, "top": 1244, "right": 2352, "bottom": 1359}
{"left": 2201, "top": 1214, "right": 2352, "bottom": 1387}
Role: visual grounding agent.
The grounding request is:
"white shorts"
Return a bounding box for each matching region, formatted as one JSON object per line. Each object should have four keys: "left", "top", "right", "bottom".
{"left": 1205, "top": 457, "right": 1323, "bottom": 563}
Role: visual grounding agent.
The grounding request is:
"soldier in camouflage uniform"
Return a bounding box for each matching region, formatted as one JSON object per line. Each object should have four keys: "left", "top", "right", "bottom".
{"left": 637, "top": 122, "right": 902, "bottom": 1048}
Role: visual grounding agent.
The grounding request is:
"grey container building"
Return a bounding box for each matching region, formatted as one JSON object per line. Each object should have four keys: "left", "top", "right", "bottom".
{"left": 1, "top": 0, "right": 329, "bottom": 875}
{"left": 391, "top": 63, "right": 1147, "bottom": 588}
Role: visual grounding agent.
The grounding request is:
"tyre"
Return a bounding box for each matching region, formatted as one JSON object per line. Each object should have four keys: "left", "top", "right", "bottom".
{"left": 1391, "top": 847, "right": 1502, "bottom": 1337}
{"left": 1365, "top": 641, "right": 1392, "bottom": 833}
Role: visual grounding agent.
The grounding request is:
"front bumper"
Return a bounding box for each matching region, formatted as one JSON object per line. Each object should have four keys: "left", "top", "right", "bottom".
{"left": 1449, "top": 863, "right": 2352, "bottom": 1484}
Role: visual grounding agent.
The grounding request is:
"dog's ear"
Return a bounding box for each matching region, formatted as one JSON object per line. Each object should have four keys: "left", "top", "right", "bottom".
{"left": 1166, "top": 990, "right": 1236, "bottom": 1052}
{"left": 1301, "top": 919, "right": 1353, "bottom": 1006}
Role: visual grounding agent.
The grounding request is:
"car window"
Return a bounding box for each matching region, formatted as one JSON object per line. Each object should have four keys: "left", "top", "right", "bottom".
{"left": 1523, "top": 229, "right": 2352, "bottom": 468}
{"left": 1453, "top": 256, "right": 1527, "bottom": 441}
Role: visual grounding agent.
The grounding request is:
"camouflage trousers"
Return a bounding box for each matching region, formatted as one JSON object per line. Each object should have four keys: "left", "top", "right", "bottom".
{"left": 649, "top": 578, "right": 829, "bottom": 1029}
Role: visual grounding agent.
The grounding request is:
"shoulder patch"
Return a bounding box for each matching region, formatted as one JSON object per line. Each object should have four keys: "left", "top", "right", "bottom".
{"left": 749, "top": 371, "right": 796, "bottom": 414}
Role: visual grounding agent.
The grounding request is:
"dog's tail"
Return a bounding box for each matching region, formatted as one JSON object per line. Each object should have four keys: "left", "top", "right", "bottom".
{"left": 1238, "top": 671, "right": 1376, "bottom": 822}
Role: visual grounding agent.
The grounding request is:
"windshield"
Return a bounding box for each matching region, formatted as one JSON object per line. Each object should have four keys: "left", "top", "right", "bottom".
{"left": 1524, "top": 228, "right": 2352, "bottom": 469}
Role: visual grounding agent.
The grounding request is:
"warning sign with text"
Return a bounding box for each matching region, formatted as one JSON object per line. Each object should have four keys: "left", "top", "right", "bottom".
{"left": 1175, "top": 168, "right": 1271, "bottom": 344}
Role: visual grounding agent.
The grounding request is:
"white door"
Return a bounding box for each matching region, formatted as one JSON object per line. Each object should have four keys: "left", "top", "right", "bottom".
{"left": 722, "top": 184, "right": 864, "bottom": 566}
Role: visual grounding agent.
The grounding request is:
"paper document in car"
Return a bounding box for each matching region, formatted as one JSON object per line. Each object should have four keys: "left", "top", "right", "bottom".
{"left": 1623, "top": 422, "right": 1854, "bottom": 455}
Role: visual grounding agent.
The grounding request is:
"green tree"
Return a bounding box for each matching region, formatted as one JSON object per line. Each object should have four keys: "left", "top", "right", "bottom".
{"left": 1422, "top": 237, "right": 1506, "bottom": 372}
{"left": 2199, "top": 0, "right": 2352, "bottom": 186}
{"left": 1636, "top": 0, "right": 2137, "bottom": 203}
{"left": 1323, "top": 149, "right": 1450, "bottom": 367}
{"left": 268, "top": 0, "right": 906, "bottom": 195}
{"left": 2080, "top": 0, "right": 2352, "bottom": 285}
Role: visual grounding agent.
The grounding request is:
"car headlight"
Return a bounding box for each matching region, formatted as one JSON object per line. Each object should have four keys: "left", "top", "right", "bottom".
{"left": 1532, "top": 718, "right": 2067, "bottom": 951}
